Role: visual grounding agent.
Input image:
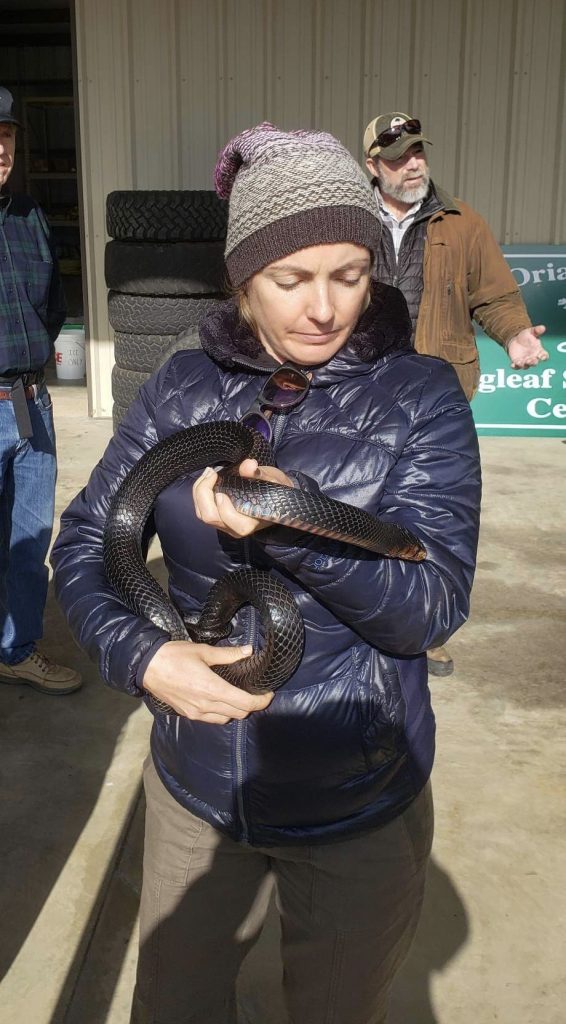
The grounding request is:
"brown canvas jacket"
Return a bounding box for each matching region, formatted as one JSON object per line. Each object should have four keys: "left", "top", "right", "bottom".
{"left": 414, "top": 186, "right": 532, "bottom": 399}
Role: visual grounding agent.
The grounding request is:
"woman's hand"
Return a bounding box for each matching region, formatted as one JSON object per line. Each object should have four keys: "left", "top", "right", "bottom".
{"left": 141, "top": 639, "right": 273, "bottom": 722}
{"left": 193, "top": 458, "right": 294, "bottom": 538}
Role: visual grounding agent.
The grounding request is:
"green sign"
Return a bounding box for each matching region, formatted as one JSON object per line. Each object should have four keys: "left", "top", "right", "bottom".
{"left": 471, "top": 245, "right": 566, "bottom": 436}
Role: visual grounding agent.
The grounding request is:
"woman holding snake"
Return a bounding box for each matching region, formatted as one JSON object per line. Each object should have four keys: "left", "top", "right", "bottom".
{"left": 51, "top": 123, "right": 481, "bottom": 1024}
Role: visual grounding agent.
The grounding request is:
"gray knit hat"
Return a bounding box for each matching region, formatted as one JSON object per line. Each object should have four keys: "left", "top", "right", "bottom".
{"left": 214, "top": 122, "right": 381, "bottom": 287}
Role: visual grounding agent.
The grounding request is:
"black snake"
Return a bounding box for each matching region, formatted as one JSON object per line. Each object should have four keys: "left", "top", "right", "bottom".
{"left": 102, "top": 421, "right": 426, "bottom": 714}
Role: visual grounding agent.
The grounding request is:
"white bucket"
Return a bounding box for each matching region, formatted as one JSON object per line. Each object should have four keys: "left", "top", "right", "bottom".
{"left": 55, "top": 328, "right": 86, "bottom": 382}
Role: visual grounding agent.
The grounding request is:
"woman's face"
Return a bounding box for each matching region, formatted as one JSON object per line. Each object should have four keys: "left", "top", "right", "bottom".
{"left": 245, "top": 242, "right": 372, "bottom": 366}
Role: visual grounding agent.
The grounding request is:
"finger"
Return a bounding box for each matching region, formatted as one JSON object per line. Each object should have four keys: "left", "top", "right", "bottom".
{"left": 238, "top": 458, "right": 260, "bottom": 478}
{"left": 533, "top": 324, "right": 546, "bottom": 337}
{"left": 512, "top": 355, "right": 539, "bottom": 368}
{"left": 198, "top": 642, "right": 268, "bottom": 693}
{"left": 198, "top": 683, "right": 274, "bottom": 717}
{"left": 202, "top": 692, "right": 274, "bottom": 717}
{"left": 174, "top": 679, "right": 273, "bottom": 719}
{"left": 195, "top": 659, "right": 275, "bottom": 713}
{"left": 195, "top": 712, "right": 233, "bottom": 724}
{"left": 193, "top": 467, "right": 227, "bottom": 527}
{"left": 193, "top": 465, "right": 218, "bottom": 501}
{"left": 197, "top": 701, "right": 272, "bottom": 722}
{"left": 237, "top": 460, "right": 294, "bottom": 488}
{"left": 215, "top": 491, "right": 260, "bottom": 534}
{"left": 537, "top": 349, "right": 550, "bottom": 361}
{"left": 200, "top": 642, "right": 254, "bottom": 665}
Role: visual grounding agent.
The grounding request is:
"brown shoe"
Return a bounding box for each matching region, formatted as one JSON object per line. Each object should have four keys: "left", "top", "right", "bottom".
{"left": 426, "top": 644, "right": 454, "bottom": 677}
{"left": 0, "top": 649, "right": 82, "bottom": 695}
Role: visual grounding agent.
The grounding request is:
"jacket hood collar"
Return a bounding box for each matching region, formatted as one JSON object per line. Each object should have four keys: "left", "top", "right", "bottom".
{"left": 199, "top": 283, "right": 412, "bottom": 383}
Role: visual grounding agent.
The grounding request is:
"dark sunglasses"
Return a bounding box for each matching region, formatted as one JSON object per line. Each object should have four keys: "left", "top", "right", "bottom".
{"left": 240, "top": 363, "right": 311, "bottom": 442}
{"left": 374, "top": 118, "right": 422, "bottom": 151}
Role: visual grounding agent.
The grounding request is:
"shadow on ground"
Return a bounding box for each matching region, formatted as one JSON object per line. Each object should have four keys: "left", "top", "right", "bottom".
{"left": 60, "top": 785, "right": 469, "bottom": 1023}
{"left": 0, "top": 577, "right": 141, "bottom": 996}
{"left": 237, "top": 856, "right": 469, "bottom": 1024}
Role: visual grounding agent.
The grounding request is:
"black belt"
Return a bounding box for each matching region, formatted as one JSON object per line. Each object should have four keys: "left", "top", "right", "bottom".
{"left": 0, "top": 372, "right": 45, "bottom": 438}
{"left": 0, "top": 370, "right": 45, "bottom": 387}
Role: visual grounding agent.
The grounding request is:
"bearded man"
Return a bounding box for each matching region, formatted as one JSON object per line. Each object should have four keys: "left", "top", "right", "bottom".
{"left": 363, "top": 111, "right": 548, "bottom": 677}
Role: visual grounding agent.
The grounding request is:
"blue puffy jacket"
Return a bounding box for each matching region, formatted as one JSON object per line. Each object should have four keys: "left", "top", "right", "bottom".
{"left": 51, "top": 287, "right": 481, "bottom": 846}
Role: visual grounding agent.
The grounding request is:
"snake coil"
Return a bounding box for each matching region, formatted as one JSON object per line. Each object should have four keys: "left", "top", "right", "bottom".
{"left": 103, "top": 421, "right": 426, "bottom": 713}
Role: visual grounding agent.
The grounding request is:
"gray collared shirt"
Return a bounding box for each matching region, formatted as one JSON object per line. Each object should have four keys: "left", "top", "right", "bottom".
{"left": 373, "top": 187, "right": 423, "bottom": 257}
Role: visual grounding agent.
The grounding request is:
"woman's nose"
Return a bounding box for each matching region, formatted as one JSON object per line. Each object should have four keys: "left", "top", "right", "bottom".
{"left": 307, "top": 285, "right": 333, "bottom": 323}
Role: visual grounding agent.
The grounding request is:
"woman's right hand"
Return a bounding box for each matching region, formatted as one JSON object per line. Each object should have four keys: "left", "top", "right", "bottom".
{"left": 141, "top": 640, "right": 274, "bottom": 722}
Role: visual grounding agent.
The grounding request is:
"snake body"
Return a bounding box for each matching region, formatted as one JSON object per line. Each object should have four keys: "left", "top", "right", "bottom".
{"left": 103, "top": 421, "right": 426, "bottom": 711}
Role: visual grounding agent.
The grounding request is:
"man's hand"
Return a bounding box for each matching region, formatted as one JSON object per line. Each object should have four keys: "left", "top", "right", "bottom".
{"left": 506, "top": 325, "right": 549, "bottom": 369}
{"left": 193, "top": 459, "right": 294, "bottom": 539}
{"left": 142, "top": 640, "right": 273, "bottom": 722}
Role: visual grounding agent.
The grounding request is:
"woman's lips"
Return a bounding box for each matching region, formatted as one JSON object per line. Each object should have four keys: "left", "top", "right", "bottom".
{"left": 294, "top": 330, "right": 339, "bottom": 342}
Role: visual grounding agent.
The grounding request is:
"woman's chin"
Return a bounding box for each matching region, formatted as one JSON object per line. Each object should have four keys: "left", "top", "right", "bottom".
{"left": 275, "top": 336, "right": 348, "bottom": 366}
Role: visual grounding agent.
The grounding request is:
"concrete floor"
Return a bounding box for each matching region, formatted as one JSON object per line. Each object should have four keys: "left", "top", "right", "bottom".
{"left": 0, "top": 381, "right": 565, "bottom": 1024}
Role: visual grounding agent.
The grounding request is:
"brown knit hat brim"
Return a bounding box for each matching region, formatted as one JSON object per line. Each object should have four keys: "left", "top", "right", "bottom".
{"left": 226, "top": 206, "right": 380, "bottom": 288}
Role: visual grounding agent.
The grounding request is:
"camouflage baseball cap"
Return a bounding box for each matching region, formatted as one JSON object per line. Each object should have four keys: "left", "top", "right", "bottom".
{"left": 363, "top": 112, "right": 431, "bottom": 161}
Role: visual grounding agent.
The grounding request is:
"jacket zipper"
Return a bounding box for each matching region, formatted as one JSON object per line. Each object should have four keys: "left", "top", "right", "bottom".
{"left": 233, "top": 409, "right": 286, "bottom": 844}
{"left": 233, "top": 533, "right": 255, "bottom": 845}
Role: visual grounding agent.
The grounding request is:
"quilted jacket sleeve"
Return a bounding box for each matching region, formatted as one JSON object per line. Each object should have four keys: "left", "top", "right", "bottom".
{"left": 50, "top": 374, "right": 170, "bottom": 697}
{"left": 254, "top": 361, "right": 481, "bottom": 656}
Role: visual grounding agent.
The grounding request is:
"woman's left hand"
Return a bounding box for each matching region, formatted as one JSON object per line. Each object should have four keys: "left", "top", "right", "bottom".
{"left": 193, "top": 459, "right": 294, "bottom": 538}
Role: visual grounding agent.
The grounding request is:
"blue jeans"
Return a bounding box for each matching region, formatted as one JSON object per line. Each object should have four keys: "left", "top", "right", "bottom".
{"left": 0, "top": 384, "right": 57, "bottom": 665}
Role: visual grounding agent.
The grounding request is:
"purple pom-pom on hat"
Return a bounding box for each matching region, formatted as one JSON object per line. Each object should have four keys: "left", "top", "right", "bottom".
{"left": 214, "top": 122, "right": 279, "bottom": 200}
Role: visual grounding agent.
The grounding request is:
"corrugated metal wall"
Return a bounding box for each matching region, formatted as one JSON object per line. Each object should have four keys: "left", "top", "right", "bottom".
{"left": 74, "top": 0, "right": 566, "bottom": 415}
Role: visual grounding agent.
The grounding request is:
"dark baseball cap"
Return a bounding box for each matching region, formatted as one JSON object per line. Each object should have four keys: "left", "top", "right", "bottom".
{"left": 0, "top": 87, "right": 21, "bottom": 128}
{"left": 363, "top": 112, "right": 431, "bottom": 161}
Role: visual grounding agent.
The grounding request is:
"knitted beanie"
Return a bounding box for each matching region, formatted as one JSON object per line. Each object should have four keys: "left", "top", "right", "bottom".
{"left": 214, "top": 122, "right": 381, "bottom": 287}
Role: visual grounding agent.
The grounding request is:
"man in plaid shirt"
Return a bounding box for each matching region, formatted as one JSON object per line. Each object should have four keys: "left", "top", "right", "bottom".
{"left": 0, "top": 87, "right": 81, "bottom": 695}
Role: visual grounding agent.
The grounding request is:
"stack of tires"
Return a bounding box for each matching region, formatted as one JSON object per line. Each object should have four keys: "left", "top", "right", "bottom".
{"left": 105, "top": 190, "right": 228, "bottom": 428}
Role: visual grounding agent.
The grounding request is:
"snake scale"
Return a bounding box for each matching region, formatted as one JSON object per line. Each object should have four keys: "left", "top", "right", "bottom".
{"left": 102, "top": 421, "right": 426, "bottom": 714}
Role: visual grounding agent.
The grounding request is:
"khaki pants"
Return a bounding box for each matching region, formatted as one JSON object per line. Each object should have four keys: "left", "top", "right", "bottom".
{"left": 132, "top": 758, "right": 433, "bottom": 1024}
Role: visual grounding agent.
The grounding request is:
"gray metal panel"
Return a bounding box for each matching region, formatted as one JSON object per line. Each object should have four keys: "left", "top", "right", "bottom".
{"left": 505, "top": 0, "right": 566, "bottom": 243}
{"left": 458, "top": 0, "right": 518, "bottom": 240}
{"left": 411, "top": 0, "right": 467, "bottom": 189}
{"left": 75, "top": 0, "right": 135, "bottom": 415}
{"left": 361, "top": 0, "right": 415, "bottom": 130}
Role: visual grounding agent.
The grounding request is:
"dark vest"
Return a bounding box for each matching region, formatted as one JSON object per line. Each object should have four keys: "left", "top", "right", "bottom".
{"left": 373, "top": 186, "right": 443, "bottom": 342}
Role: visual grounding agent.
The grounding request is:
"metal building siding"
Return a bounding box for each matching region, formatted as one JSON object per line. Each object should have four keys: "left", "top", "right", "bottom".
{"left": 505, "top": 0, "right": 566, "bottom": 244}
{"left": 458, "top": 0, "right": 518, "bottom": 241}
{"left": 74, "top": 0, "right": 135, "bottom": 415}
{"left": 73, "top": 0, "right": 565, "bottom": 415}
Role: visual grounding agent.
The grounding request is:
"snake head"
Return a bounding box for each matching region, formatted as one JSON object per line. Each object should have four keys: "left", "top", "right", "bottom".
{"left": 394, "top": 541, "right": 427, "bottom": 562}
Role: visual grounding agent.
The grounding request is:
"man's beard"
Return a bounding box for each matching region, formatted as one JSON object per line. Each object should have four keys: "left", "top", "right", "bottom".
{"left": 377, "top": 164, "right": 430, "bottom": 205}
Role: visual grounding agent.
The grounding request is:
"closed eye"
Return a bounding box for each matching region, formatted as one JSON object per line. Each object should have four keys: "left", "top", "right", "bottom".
{"left": 275, "top": 280, "right": 302, "bottom": 291}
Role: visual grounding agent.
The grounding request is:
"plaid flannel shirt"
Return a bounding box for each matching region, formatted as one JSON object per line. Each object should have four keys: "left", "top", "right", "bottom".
{"left": 0, "top": 192, "right": 66, "bottom": 375}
